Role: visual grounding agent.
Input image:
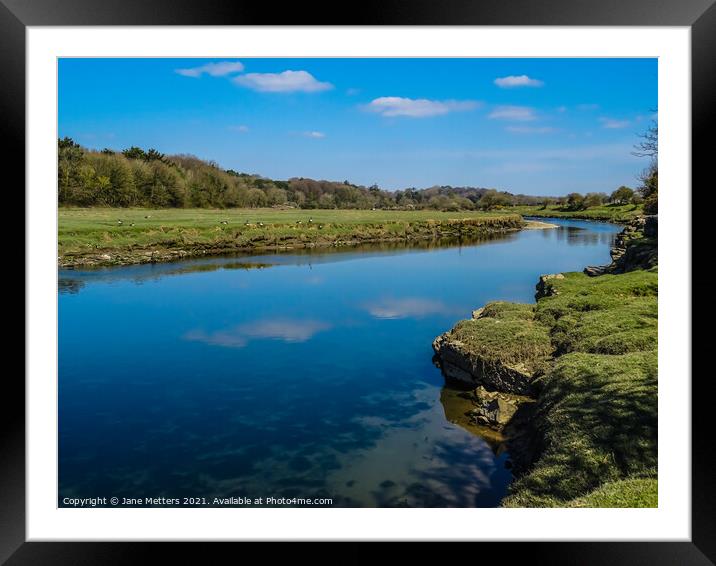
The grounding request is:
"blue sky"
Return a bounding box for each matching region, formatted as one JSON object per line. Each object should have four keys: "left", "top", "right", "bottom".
{"left": 58, "top": 58, "right": 657, "bottom": 195}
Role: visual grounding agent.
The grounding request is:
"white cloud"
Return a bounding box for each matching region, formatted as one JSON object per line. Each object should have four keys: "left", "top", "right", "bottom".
{"left": 302, "top": 131, "right": 326, "bottom": 139}
{"left": 233, "top": 70, "right": 333, "bottom": 93}
{"left": 176, "top": 61, "right": 244, "bottom": 78}
{"left": 364, "top": 97, "right": 479, "bottom": 118}
{"left": 494, "top": 75, "right": 543, "bottom": 88}
{"left": 488, "top": 105, "right": 537, "bottom": 121}
{"left": 600, "top": 117, "right": 630, "bottom": 129}
{"left": 506, "top": 126, "right": 556, "bottom": 134}
{"left": 228, "top": 125, "right": 250, "bottom": 133}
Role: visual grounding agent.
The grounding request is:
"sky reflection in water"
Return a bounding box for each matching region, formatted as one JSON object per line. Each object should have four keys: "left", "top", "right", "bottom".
{"left": 58, "top": 218, "right": 619, "bottom": 507}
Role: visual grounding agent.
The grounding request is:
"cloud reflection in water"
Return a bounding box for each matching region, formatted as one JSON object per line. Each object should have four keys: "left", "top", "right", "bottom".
{"left": 364, "top": 297, "right": 461, "bottom": 320}
{"left": 184, "top": 318, "right": 332, "bottom": 348}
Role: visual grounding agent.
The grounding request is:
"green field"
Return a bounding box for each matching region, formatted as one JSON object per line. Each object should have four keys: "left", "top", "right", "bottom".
{"left": 58, "top": 207, "right": 524, "bottom": 267}
{"left": 512, "top": 203, "right": 644, "bottom": 222}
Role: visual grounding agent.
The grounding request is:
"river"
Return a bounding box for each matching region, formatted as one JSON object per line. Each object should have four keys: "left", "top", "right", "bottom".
{"left": 58, "top": 218, "right": 620, "bottom": 508}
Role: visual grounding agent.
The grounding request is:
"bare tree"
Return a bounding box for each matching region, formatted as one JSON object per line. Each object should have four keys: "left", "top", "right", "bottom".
{"left": 632, "top": 112, "right": 658, "bottom": 214}
{"left": 631, "top": 114, "right": 658, "bottom": 159}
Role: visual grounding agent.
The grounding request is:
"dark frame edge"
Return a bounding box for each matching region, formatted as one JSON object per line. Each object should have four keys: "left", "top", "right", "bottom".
{"left": 0, "top": 0, "right": 26, "bottom": 565}
{"left": 7, "top": 0, "right": 713, "bottom": 563}
{"left": 2, "top": 0, "right": 716, "bottom": 26}
{"left": 692, "top": 0, "right": 716, "bottom": 562}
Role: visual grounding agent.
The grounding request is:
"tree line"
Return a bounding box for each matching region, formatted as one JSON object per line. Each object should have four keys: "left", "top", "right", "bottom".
{"left": 58, "top": 136, "right": 655, "bottom": 212}
{"left": 560, "top": 117, "right": 658, "bottom": 214}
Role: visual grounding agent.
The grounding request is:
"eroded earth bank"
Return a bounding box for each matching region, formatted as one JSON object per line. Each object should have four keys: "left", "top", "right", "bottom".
{"left": 432, "top": 216, "right": 659, "bottom": 507}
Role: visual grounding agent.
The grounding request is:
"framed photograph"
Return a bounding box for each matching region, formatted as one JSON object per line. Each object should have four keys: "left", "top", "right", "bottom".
{"left": 7, "top": 0, "right": 709, "bottom": 562}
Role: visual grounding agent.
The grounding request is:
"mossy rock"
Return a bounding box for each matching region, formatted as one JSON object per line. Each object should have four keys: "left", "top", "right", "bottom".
{"left": 433, "top": 302, "right": 552, "bottom": 395}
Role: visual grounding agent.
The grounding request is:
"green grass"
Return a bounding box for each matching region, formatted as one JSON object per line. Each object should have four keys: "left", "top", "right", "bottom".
{"left": 565, "top": 477, "right": 658, "bottom": 508}
{"left": 58, "top": 207, "right": 524, "bottom": 266}
{"left": 535, "top": 270, "right": 658, "bottom": 355}
{"left": 448, "top": 302, "right": 553, "bottom": 375}
{"left": 499, "top": 269, "right": 658, "bottom": 507}
{"left": 503, "top": 349, "right": 657, "bottom": 507}
{"left": 443, "top": 268, "right": 658, "bottom": 508}
{"left": 512, "top": 204, "right": 644, "bottom": 222}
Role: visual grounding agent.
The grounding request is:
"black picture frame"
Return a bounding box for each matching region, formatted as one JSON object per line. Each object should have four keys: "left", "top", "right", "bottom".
{"left": 5, "top": 0, "right": 710, "bottom": 562}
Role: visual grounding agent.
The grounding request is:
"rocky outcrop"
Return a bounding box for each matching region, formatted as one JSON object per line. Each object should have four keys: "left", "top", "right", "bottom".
{"left": 434, "top": 216, "right": 657, "bottom": 435}
{"left": 433, "top": 215, "right": 659, "bottom": 505}
{"left": 535, "top": 273, "right": 564, "bottom": 299}
{"left": 468, "top": 386, "right": 524, "bottom": 429}
{"left": 432, "top": 334, "right": 538, "bottom": 396}
{"left": 432, "top": 301, "right": 553, "bottom": 401}
{"left": 584, "top": 215, "right": 658, "bottom": 277}
{"left": 583, "top": 265, "right": 609, "bottom": 277}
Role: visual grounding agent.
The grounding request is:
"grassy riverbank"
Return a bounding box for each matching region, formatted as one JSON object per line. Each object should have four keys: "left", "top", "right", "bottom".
{"left": 58, "top": 208, "right": 524, "bottom": 267}
{"left": 437, "top": 267, "right": 658, "bottom": 507}
{"left": 511, "top": 203, "right": 643, "bottom": 222}
{"left": 503, "top": 269, "right": 658, "bottom": 507}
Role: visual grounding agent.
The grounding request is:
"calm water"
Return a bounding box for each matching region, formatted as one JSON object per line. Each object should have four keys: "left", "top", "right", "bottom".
{"left": 58, "top": 218, "right": 620, "bottom": 508}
